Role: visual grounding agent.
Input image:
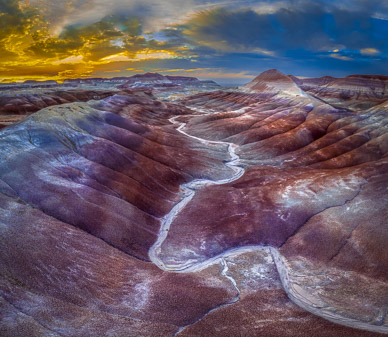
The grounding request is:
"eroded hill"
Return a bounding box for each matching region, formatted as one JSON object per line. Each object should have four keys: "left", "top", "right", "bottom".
{"left": 0, "top": 70, "right": 387, "bottom": 337}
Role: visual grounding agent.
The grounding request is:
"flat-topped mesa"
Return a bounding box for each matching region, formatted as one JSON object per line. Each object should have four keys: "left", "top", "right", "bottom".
{"left": 119, "top": 73, "right": 216, "bottom": 89}
{"left": 242, "top": 69, "right": 305, "bottom": 97}
{"left": 347, "top": 74, "right": 388, "bottom": 81}
{"left": 126, "top": 72, "right": 170, "bottom": 83}
{"left": 129, "top": 73, "right": 200, "bottom": 83}
{"left": 119, "top": 73, "right": 172, "bottom": 88}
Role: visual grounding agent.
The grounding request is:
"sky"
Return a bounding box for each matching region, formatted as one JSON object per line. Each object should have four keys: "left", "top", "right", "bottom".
{"left": 0, "top": 0, "right": 387, "bottom": 84}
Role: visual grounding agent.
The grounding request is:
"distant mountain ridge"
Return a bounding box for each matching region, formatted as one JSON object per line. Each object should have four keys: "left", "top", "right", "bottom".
{"left": 0, "top": 72, "right": 217, "bottom": 87}
{"left": 118, "top": 72, "right": 218, "bottom": 89}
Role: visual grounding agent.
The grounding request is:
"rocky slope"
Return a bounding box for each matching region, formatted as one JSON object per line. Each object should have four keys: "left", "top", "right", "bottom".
{"left": 0, "top": 90, "right": 123, "bottom": 115}
{"left": 0, "top": 70, "right": 387, "bottom": 336}
{"left": 291, "top": 74, "right": 388, "bottom": 110}
{"left": 0, "top": 90, "right": 127, "bottom": 129}
{"left": 118, "top": 73, "right": 220, "bottom": 99}
{"left": 0, "top": 74, "right": 220, "bottom": 129}
{"left": 242, "top": 69, "right": 305, "bottom": 97}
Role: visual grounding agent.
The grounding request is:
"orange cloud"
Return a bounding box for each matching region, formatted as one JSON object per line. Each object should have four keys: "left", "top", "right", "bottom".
{"left": 0, "top": 2, "right": 194, "bottom": 82}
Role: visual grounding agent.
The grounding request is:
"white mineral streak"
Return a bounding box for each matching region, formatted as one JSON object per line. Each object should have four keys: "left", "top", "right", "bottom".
{"left": 148, "top": 108, "right": 388, "bottom": 335}
{"left": 148, "top": 112, "right": 245, "bottom": 271}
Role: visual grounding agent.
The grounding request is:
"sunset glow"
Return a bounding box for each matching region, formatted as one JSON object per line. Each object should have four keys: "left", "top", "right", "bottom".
{"left": 0, "top": 0, "right": 387, "bottom": 83}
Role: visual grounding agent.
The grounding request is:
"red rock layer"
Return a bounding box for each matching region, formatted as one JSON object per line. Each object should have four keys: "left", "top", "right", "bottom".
{"left": 178, "top": 250, "right": 383, "bottom": 337}
{"left": 0, "top": 90, "right": 126, "bottom": 115}
{"left": 291, "top": 74, "right": 388, "bottom": 110}
{"left": 0, "top": 192, "right": 236, "bottom": 336}
{"left": 158, "top": 74, "right": 387, "bottom": 332}
{"left": 1, "top": 70, "right": 387, "bottom": 336}
{"left": 0, "top": 93, "right": 232, "bottom": 261}
{"left": 165, "top": 78, "right": 387, "bottom": 267}
{"left": 0, "top": 91, "right": 242, "bottom": 336}
{"left": 242, "top": 69, "right": 303, "bottom": 96}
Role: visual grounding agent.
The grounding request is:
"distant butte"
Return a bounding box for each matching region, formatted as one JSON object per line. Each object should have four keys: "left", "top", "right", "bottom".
{"left": 242, "top": 69, "right": 304, "bottom": 96}
{"left": 0, "top": 69, "right": 387, "bottom": 336}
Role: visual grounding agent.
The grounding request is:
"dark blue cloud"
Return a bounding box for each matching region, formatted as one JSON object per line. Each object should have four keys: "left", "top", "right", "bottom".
{"left": 160, "top": 0, "right": 388, "bottom": 78}
{"left": 2, "top": 0, "right": 387, "bottom": 81}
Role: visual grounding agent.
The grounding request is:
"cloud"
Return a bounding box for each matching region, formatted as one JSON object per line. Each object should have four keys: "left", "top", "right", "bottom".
{"left": 0, "top": 0, "right": 39, "bottom": 36}
{"left": 52, "top": 55, "right": 84, "bottom": 65}
{"left": 100, "top": 50, "right": 180, "bottom": 62}
{"left": 0, "top": 0, "right": 387, "bottom": 82}
{"left": 28, "top": 0, "right": 198, "bottom": 34}
{"left": 328, "top": 53, "right": 353, "bottom": 61}
{"left": 360, "top": 48, "right": 380, "bottom": 55}
{"left": 170, "top": 2, "right": 387, "bottom": 56}
{"left": 173, "top": 8, "right": 276, "bottom": 53}
{"left": 189, "top": 69, "right": 255, "bottom": 79}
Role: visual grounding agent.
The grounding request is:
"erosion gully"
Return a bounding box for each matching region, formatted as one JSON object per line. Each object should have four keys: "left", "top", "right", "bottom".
{"left": 148, "top": 108, "right": 386, "bottom": 335}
